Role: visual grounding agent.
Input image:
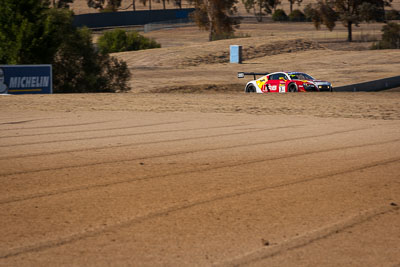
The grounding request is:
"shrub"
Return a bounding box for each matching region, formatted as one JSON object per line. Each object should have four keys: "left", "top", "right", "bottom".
{"left": 97, "top": 29, "right": 161, "bottom": 53}
{"left": 289, "top": 9, "right": 306, "bottom": 22}
{"left": 53, "top": 27, "right": 131, "bottom": 93}
{"left": 386, "top": 9, "right": 400, "bottom": 21}
{"left": 371, "top": 22, "right": 400, "bottom": 49}
{"left": 272, "top": 9, "right": 288, "bottom": 21}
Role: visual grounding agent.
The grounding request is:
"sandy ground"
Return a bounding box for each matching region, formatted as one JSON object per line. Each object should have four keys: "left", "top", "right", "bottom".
{"left": 0, "top": 92, "right": 400, "bottom": 266}
{"left": 1, "top": 4, "right": 400, "bottom": 266}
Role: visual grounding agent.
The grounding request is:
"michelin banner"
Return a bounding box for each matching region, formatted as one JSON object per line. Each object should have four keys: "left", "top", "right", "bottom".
{"left": 0, "top": 65, "right": 52, "bottom": 94}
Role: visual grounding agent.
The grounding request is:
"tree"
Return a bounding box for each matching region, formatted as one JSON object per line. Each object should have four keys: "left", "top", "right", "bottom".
{"left": 310, "top": 0, "right": 392, "bottom": 42}
{"left": 304, "top": 3, "right": 320, "bottom": 23}
{"left": 51, "top": 0, "right": 74, "bottom": 8}
{"left": 119, "top": 0, "right": 136, "bottom": 11}
{"left": 242, "top": 0, "right": 274, "bottom": 22}
{"left": 155, "top": 0, "right": 170, "bottom": 9}
{"left": 174, "top": 0, "right": 182, "bottom": 9}
{"left": 372, "top": 22, "right": 400, "bottom": 49}
{"left": 140, "top": 0, "right": 152, "bottom": 10}
{"left": 0, "top": 0, "right": 53, "bottom": 64}
{"left": 385, "top": 9, "right": 400, "bottom": 20}
{"left": 0, "top": 0, "right": 131, "bottom": 93}
{"left": 87, "top": 0, "right": 122, "bottom": 11}
{"left": 288, "top": 0, "right": 302, "bottom": 13}
{"left": 268, "top": 0, "right": 281, "bottom": 12}
{"left": 189, "top": 0, "right": 240, "bottom": 41}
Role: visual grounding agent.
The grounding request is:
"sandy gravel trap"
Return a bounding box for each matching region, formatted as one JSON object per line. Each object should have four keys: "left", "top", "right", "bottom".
{"left": 0, "top": 93, "right": 400, "bottom": 266}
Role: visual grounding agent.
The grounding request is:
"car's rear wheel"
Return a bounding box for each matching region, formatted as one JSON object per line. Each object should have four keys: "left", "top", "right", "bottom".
{"left": 288, "top": 83, "right": 298, "bottom": 92}
{"left": 246, "top": 85, "right": 256, "bottom": 93}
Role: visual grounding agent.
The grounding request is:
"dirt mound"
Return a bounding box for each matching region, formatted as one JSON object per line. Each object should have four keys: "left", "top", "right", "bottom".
{"left": 179, "top": 39, "right": 323, "bottom": 67}
{"left": 151, "top": 83, "right": 244, "bottom": 93}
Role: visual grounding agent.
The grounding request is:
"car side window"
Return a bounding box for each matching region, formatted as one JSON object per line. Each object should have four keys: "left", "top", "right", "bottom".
{"left": 270, "top": 74, "right": 279, "bottom": 80}
{"left": 276, "top": 73, "right": 287, "bottom": 80}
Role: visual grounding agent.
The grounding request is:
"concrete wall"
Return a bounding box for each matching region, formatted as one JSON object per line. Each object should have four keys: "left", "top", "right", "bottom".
{"left": 73, "top": 8, "right": 195, "bottom": 28}
{"left": 335, "top": 76, "right": 400, "bottom": 92}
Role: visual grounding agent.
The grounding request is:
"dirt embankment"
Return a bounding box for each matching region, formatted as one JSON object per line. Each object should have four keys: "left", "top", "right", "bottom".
{"left": 179, "top": 39, "right": 323, "bottom": 67}
{"left": 111, "top": 22, "right": 400, "bottom": 93}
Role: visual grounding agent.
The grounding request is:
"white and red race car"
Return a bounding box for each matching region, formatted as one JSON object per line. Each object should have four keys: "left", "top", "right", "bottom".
{"left": 238, "top": 71, "right": 333, "bottom": 93}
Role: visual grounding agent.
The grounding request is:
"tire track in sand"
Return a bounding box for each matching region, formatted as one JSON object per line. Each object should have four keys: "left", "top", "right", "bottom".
{"left": 0, "top": 118, "right": 48, "bottom": 126}
{"left": 216, "top": 205, "right": 400, "bottom": 266}
{"left": 0, "top": 120, "right": 188, "bottom": 139}
{"left": 1, "top": 157, "right": 399, "bottom": 259}
{"left": 0, "top": 120, "right": 113, "bottom": 131}
{"left": 1, "top": 137, "right": 398, "bottom": 205}
{"left": 0, "top": 126, "right": 366, "bottom": 177}
{"left": 0, "top": 120, "right": 190, "bottom": 147}
{"left": 0, "top": 124, "right": 301, "bottom": 160}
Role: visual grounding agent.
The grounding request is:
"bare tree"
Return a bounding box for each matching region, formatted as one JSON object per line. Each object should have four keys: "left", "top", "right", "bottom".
{"left": 155, "top": 0, "right": 170, "bottom": 9}
{"left": 140, "top": 0, "right": 153, "bottom": 10}
{"left": 189, "top": 0, "right": 240, "bottom": 41}
{"left": 288, "top": 0, "right": 302, "bottom": 13}
{"left": 174, "top": 0, "right": 182, "bottom": 9}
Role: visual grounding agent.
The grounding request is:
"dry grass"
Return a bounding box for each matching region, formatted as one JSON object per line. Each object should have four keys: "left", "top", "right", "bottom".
{"left": 71, "top": 0, "right": 400, "bottom": 15}
{"left": 106, "top": 21, "right": 400, "bottom": 93}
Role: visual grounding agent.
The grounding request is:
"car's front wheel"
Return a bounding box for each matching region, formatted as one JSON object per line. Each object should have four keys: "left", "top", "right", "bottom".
{"left": 288, "top": 83, "right": 298, "bottom": 92}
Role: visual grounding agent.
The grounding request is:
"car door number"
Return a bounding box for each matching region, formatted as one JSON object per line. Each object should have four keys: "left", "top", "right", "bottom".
{"left": 279, "top": 84, "right": 285, "bottom": 93}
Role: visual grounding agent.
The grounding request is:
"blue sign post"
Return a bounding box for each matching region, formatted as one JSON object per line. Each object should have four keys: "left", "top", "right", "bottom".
{"left": 230, "top": 45, "right": 242, "bottom": 64}
{"left": 0, "top": 65, "right": 53, "bottom": 94}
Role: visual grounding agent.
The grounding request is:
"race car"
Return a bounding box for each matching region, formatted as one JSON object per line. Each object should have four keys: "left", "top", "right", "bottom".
{"left": 238, "top": 71, "right": 333, "bottom": 93}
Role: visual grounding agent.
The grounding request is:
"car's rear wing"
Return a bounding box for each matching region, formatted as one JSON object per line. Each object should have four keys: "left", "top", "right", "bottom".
{"left": 237, "top": 72, "right": 269, "bottom": 80}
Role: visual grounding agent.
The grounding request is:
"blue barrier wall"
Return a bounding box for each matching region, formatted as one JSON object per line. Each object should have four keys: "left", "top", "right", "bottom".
{"left": 73, "top": 8, "right": 195, "bottom": 28}
{"left": 334, "top": 76, "right": 400, "bottom": 92}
